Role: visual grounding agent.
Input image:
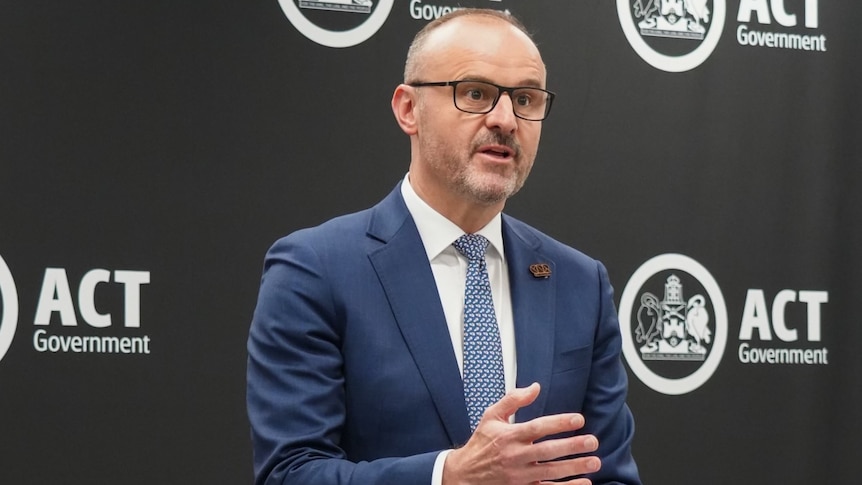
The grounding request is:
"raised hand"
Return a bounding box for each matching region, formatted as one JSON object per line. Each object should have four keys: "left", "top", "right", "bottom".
{"left": 443, "top": 383, "right": 601, "bottom": 485}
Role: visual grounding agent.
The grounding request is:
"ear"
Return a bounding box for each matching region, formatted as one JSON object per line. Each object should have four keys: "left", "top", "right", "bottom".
{"left": 391, "top": 84, "right": 419, "bottom": 136}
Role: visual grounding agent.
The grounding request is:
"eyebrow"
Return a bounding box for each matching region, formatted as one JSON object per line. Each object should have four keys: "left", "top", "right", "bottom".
{"left": 458, "top": 75, "right": 544, "bottom": 88}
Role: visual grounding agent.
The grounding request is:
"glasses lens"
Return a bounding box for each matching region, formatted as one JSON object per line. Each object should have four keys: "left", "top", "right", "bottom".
{"left": 450, "top": 81, "right": 550, "bottom": 120}
{"left": 453, "top": 81, "right": 498, "bottom": 114}
{"left": 511, "top": 88, "right": 549, "bottom": 120}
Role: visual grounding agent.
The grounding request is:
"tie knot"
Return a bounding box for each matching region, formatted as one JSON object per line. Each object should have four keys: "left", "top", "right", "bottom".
{"left": 453, "top": 234, "right": 490, "bottom": 262}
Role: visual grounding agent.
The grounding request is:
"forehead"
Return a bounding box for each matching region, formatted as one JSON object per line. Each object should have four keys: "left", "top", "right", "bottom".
{"left": 417, "top": 17, "right": 546, "bottom": 86}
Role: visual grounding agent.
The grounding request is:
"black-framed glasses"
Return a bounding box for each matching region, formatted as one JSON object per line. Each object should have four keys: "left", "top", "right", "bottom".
{"left": 408, "top": 80, "right": 556, "bottom": 121}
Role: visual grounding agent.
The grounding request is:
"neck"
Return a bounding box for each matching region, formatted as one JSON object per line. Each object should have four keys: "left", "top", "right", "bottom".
{"left": 407, "top": 171, "right": 504, "bottom": 234}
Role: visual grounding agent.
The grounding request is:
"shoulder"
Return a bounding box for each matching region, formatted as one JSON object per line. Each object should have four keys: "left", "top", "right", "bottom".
{"left": 275, "top": 183, "right": 406, "bottom": 246}
{"left": 280, "top": 208, "right": 372, "bottom": 245}
{"left": 502, "top": 214, "right": 605, "bottom": 274}
{"left": 266, "top": 185, "right": 410, "bottom": 263}
{"left": 264, "top": 208, "right": 375, "bottom": 272}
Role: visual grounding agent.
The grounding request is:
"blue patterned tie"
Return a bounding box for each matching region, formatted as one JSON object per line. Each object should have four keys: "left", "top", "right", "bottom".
{"left": 452, "top": 234, "right": 505, "bottom": 432}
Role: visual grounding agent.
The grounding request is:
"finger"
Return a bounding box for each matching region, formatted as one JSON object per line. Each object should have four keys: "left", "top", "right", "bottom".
{"left": 484, "top": 382, "right": 541, "bottom": 422}
{"left": 514, "top": 412, "right": 587, "bottom": 442}
{"left": 540, "top": 479, "right": 592, "bottom": 485}
{"left": 526, "top": 434, "right": 599, "bottom": 464}
{"left": 533, "top": 455, "right": 602, "bottom": 483}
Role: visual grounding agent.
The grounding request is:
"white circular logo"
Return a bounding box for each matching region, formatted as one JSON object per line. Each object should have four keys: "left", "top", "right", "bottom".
{"left": 278, "top": 0, "right": 394, "bottom": 48}
{"left": 617, "top": 0, "right": 725, "bottom": 72}
{"left": 618, "top": 253, "right": 727, "bottom": 395}
{"left": 0, "top": 254, "right": 19, "bottom": 364}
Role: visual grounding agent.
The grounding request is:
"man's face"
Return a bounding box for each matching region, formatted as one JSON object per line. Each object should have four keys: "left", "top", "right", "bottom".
{"left": 411, "top": 18, "right": 547, "bottom": 207}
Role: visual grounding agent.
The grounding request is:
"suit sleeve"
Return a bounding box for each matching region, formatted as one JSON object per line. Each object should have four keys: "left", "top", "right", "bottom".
{"left": 582, "top": 261, "right": 642, "bottom": 485}
{"left": 246, "top": 235, "right": 439, "bottom": 485}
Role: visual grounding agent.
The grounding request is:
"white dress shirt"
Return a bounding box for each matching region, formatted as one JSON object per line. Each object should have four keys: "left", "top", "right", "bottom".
{"left": 399, "top": 174, "right": 516, "bottom": 484}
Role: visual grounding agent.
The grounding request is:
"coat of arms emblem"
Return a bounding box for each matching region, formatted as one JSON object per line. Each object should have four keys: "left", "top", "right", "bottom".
{"left": 634, "top": 0, "right": 711, "bottom": 39}
{"left": 636, "top": 274, "right": 712, "bottom": 361}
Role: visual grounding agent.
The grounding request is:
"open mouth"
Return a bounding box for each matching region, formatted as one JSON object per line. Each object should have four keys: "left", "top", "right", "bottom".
{"left": 479, "top": 145, "right": 515, "bottom": 159}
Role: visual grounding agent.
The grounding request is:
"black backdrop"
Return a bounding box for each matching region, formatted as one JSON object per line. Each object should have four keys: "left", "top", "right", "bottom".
{"left": 1, "top": 1, "right": 860, "bottom": 483}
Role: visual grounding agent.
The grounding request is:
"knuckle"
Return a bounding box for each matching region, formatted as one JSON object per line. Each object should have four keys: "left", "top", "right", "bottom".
{"left": 526, "top": 420, "right": 542, "bottom": 437}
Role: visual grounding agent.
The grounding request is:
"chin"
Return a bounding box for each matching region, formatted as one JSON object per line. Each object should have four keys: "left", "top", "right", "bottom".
{"left": 456, "top": 166, "right": 524, "bottom": 203}
{"left": 466, "top": 180, "right": 519, "bottom": 205}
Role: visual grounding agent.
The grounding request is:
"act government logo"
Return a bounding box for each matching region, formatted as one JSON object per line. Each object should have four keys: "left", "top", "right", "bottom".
{"left": 0, "top": 254, "right": 19, "bottom": 364}
{"left": 278, "top": 0, "right": 394, "bottom": 48}
{"left": 617, "top": 0, "right": 726, "bottom": 72}
{"left": 618, "top": 254, "right": 728, "bottom": 395}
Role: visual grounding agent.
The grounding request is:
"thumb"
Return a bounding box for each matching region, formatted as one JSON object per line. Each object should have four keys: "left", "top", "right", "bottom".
{"left": 485, "top": 382, "right": 540, "bottom": 422}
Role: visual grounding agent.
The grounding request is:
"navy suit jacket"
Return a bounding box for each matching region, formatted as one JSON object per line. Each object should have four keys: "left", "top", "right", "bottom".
{"left": 247, "top": 184, "right": 640, "bottom": 484}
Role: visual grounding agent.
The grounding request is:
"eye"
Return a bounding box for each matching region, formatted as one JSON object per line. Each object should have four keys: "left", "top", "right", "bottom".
{"left": 513, "top": 91, "right": 533, "bottom": 107}
{"left": 465, "top": 88, "right": 486, "bottom": 101}
{"left": 454, "top": 82, "right": 497, "bottom": 112}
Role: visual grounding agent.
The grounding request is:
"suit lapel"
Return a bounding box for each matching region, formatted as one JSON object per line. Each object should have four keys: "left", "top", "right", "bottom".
{"left": 366, "top": 187, "right": 472, "bottom": 446}
{"left": 503, "top": 216, "right": 556, "bottom": 423}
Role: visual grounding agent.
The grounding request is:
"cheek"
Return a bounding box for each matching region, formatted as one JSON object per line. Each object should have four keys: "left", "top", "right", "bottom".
{"left": 428, "top": 114, "right": 469, "bottom": 143}
{"left": 524, "top": 124, "right": 542, "bottom": 145}
{"left": 522, "top": 128, "right": 542, "bottom": 157}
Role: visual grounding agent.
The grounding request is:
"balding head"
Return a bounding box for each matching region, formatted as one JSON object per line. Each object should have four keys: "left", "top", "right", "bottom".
{"left": 403, "top": 9, "right": 537, "bottom": 83}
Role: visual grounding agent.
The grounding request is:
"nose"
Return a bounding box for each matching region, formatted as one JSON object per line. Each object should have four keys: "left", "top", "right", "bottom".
{"left": 484, "top": 93, "right": 518, "bottom": 135}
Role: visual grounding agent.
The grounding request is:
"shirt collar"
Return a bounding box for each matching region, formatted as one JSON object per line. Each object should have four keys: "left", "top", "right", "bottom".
{"left": 400, "top": 173, "right": 505, "bottom": 261}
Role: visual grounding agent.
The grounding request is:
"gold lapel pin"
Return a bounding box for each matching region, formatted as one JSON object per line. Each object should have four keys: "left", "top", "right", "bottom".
{"left": 529, "top": 263, "right": 551, "bottom": 278}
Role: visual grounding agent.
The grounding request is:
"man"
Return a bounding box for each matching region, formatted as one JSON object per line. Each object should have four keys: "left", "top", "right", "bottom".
{"left": 247, "top": 8, "right": 641, "bottom": 485}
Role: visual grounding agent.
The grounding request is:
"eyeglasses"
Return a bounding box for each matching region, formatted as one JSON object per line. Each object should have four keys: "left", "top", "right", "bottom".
{"left": 408, "top": 80, "right": 556, "bottom": 121}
